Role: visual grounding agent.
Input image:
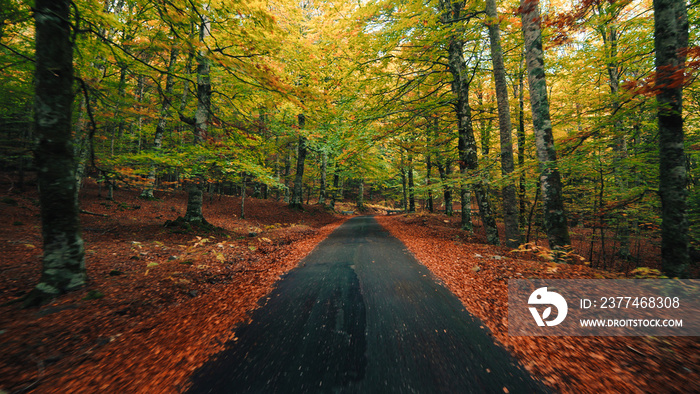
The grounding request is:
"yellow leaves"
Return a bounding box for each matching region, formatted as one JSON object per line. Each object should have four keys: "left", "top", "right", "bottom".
{"left": 511, "top": 243, "right": 589, "bottom": 265}
{"left": 629, "top": 267, "right": 664, "bottom": 279}
{"left": 192, "top": 236, "right": 210, "bottom": 248}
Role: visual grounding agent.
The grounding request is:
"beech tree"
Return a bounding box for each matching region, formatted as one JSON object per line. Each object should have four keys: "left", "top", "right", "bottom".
{"left": 438, "top": 0, "right": 499, "bottom": 244}
{"left": 485, "top": 0, "right": 520, "bottom": 247}
{"left": 290, "top": 114, "right": 308, "bottom": 209}
{"left": 519, "top": 0, "right": 571, "bottom": 253}
{"left": 183, "top": 7, "right": 211, "bottom": 225}
{"left": 140, "top": 45, "right": 179, "bottom": 199}
{"left": 25, "top": 0, "right": 86, "bottom": 306}
{"left": 655, "top": 0, "right": 689, "bottom": 277}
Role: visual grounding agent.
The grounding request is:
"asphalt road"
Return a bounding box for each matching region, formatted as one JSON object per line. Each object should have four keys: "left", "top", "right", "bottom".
{"left": 187, "top": 216, "right": 547, "bottom": 393}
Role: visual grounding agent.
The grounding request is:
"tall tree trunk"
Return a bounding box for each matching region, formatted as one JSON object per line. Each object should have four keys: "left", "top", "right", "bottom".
{"left": 515, "top": 53, "right": 527, "bottom": 228}
{"left": 290, "top": 114, "right": 307, "bottom": 209}
{"left": 357, "top": 179, "right": 364, "bottom": 210}
{"left": 520, "top": 0, "right": 571, "bottom": 252}
{"left": 142, "top": 46, "right": 179, "bottom": 198}
{"left": 18, "top": 108, "right": 33, "bottom": 193}
{"left": 436, "top": 160, "right": 453, "bottom": 216}
{"left": 476, "top": 81, "right": 492, "bottom": 158}
{"left": 426, "top": 116, "right": 437, "bottom": 213}
{"left": 331, "top": 171, "right": 340, "bottom": 209}
{"left": 283, "top": 143, "right": 292, "bottom": 203}
{"left": 408, "top": 154, "right": 416, "bottom": 212}
{"left": 452, "top": 44, "right": 497, "bottom": 242}
{"left": 74, "top": 95, "right": 90, "bottom": 193}
{"left": 240, "top": 172, "right": 246, "bottom": 219}
{"left": 184, "top": 12, "right": 210, "bottom": 224}
{"left": 26, "top": 0, "right": 86, "bottom": 306}
{"left": 178, "top": 44, "right": 194, "bottom": 132}
{"left": 426, "top": 145, "right": 434, "bottom": 212}
{"left": 274, "top": 135, "right": 280, "bottom": 200}
{"left": 401, "top": 168, "right": 408, "bottom": 212}
{"left": 318, "top": 150, "right": 327, "bottom": 204}
{"left": 111, "top": 66, "right": 127, "bottom": 156}
{"left": 135, "top": 74, "right": 145, "bottom": 153}
{"left": 306, "top": 178, "right": 312, "bottom": 204}
{"left": 440, "top": 0, "right": 498, "bottom": 243}
{"left": 486, "top": 0, "right": 521, "bottom": 247}
{"left": 655, "top": 0, "right": 689, "bottom": 277}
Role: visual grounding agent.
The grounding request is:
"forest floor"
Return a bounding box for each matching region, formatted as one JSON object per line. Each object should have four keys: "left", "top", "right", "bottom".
{"left": 0, "top": 182, "right": 697, "bottom": 393}
{"left": 0, "top": 181, "right": 345, "bottom": 393}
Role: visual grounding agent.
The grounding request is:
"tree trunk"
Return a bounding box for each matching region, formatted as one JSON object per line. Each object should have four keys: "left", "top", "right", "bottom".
{"left": 401, "top": 168, "right": 407, "bottom": 212}
{"left": 74, "top": 96, "right": 89, "bottom": 193}
{"left": 515, "top": 53, "right": 527, "bottom": 228}
{"left": 26, "top": 0, "right": 86, "bottom": 306}
{"left": 426, "top": 117, "right": 436, "bottom": 213}
{"left": 135, "top": 74, "right": 145, "bottom": 153}
{"left": 339, "top": 177, "right": 345, "bottom": 200}
{"left": 436, "top": 160, "right": 453, "bottom": 216}
{"left": 318, "top": 150, "right": 327, "bottom": 204}
{"left": 178, "top": 45, "right": 194, "bottom": 132}
{"left": 408, "top": 154, "right": 416, "bottom": 212}
{"left": 290, "top": 114, "right": 307, "bottom": 209}
{"left": 184, "top": 12, "right": 210, "bottom": 224}
{"left": 440, "top": 0, "right": 498, "bottom": 243}
{"left": 306, "top": 178, "right": 312, "bottom": 204}
{"left": 426, "top": 149, "right": 434, "bottom": 213}
{"left": 655, "top": 0, "right": 689, "bottom": 277}
{"left": 451, "top": 42, "right": 496, "bottom": 242}
{"left": 142, "top": 46, "right": 179, "bottom": 198}
{"left": 520, "top": 0, "right": 570, "bottom": 252}
{"left": 357, "top": 179, "right": 364, "bottom": 210}
{"left": 476, "top": 81, "right": 492, "bottom": 159}
{"left": 110, "top": 66, "right": 127, "bottom": 156}
{"left": 331, "top": 171, "right": 340, "bottom": 209}
{"left": 240, "top": 172, "right": 246, "bottom": 219}
{"left": 283, "top": 143, "right": 292, "bottom": 203}
{"left": 486, "top": 0, "right": 521, "bottom": 247}
{"left": 274, "top": 135, "right": 280, "bottom": 200}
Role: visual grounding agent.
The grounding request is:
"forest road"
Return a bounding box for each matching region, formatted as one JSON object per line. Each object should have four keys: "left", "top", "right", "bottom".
{"left": 187, "top": 216, "right": 547, "bottom": 394}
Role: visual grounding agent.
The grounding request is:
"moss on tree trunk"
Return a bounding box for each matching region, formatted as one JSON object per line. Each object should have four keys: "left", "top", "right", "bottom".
{"left": 26, "top": 0, "right": 86, "bottom": 307}
{"left": 520, "top": 0, "right": 571, "bottom": 253}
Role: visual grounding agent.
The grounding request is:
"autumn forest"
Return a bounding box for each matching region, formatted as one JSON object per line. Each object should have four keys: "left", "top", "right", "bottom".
{"left": 0, "top": 0, "right": 699, "bottom": 392}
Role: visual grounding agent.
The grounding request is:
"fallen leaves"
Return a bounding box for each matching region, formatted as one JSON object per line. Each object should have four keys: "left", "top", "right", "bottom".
{"left": 0, "top": 181, "right": 345, "bottom": 393}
